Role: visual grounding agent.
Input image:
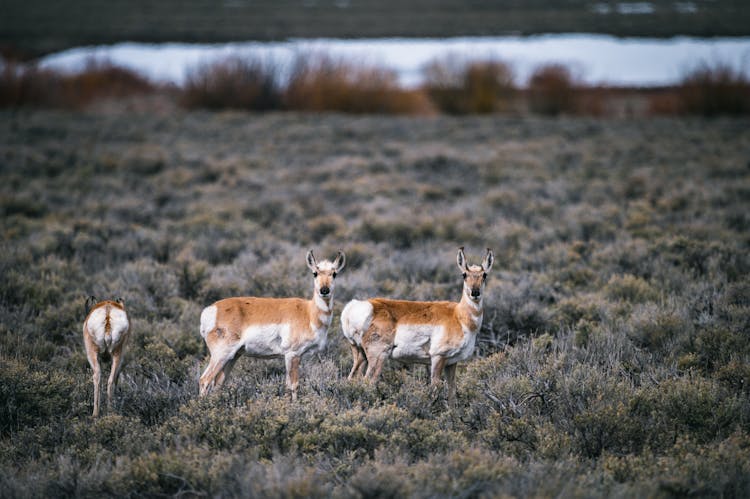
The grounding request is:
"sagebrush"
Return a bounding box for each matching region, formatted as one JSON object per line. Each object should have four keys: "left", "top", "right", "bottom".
{"left": 0, "top": 110, "right": 749, "bottom": 497}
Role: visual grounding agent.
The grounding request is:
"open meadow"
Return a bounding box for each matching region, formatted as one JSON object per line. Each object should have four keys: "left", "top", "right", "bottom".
{"left": 1, "top": 109, "right": 749, "bottom": 496}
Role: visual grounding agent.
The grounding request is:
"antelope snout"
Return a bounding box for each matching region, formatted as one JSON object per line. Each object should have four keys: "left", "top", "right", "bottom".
{"left": 319, "top": 286, "right": 330, "bottom": 296}
{"left": 471, "top": 288, "right": 481, "bottom": 298}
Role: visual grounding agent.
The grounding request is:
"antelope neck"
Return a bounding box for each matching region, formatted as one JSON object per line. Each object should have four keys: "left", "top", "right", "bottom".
{"left": 314, "top": 292, "right": 332, "bottom": 314}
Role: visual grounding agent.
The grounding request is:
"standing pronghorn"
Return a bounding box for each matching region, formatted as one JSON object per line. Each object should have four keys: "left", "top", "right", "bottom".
{"left": 199, "top": 250, "right": 346, "bottom": 400}
{"left": 341, "top": 247, "right": 493, "bottom": 403}
{"left": 82, "top": 296, "right": 130, "bottom": 417}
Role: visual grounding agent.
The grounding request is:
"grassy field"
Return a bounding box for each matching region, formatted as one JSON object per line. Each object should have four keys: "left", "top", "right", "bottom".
{"left": 1, "top": 109, "right": 749, "bottom": 497}
{"left": 3, "top": 0, "right": 750, "bottom": 58}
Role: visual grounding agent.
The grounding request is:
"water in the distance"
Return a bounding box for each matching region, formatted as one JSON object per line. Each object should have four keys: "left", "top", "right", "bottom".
{"left": 39, "top": 35, "right": 750, "bottom": 87}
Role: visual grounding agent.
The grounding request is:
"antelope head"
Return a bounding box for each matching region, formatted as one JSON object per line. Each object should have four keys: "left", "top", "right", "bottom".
{"left": 306, "top": 250, "right": 346, "bottom": 299}
{"left": 457, "top": 247, "right": 494, "bottom": 303}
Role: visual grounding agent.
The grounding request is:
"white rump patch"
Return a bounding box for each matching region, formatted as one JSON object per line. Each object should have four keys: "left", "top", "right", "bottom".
{"left": 86, "top": 306, "right": 129, "bottom": 352}
{"left": 340, "top": 299, "right": 373, "bottom": 346}
{"left": 108, "top": 307, "right": 129, "bottom": 345}
{"left": 86, "top": 308, "right": 108, "bottom": 349}
{"left": 200, "top": 305, "right": 217, "bottom": 339}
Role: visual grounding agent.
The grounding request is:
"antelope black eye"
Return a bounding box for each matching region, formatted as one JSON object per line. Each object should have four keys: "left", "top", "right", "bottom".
{"left": 462, "top": 273, "right": 467, "bottom": 279}
{"left": 313, "top": 272, "right": 318, "bottom": 277}
{"left": 483, "top": 273, "right": 487, "bottom": 280}
{"left": 332, "top": 272, "right": 337, "bottom": 278}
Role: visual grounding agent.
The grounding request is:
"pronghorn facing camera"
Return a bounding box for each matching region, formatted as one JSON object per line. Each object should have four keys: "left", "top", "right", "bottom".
{"left": 82, "top": 296, "right": 130, "bottom": 417}
{"left": 199, "top": 250, "right": 346, "bottom": 400}
{"left": 341, "top": 247, "right": 493, "bottom": 403}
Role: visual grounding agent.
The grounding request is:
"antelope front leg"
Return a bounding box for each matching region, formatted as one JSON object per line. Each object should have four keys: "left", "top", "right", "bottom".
{"left": 285, "top": 353, "right": 301, "bottom": 401}
{"left": 429, "top": 355, "right": 448, "bottom": 402}
{"left": 430, "top": 354, "right": 447, "bottom": 385}
{"left": 107, "top": 345, "right": 125, "bottom": 412}
{"left": 444, "top": 362, "right": 457, "bottom": 405}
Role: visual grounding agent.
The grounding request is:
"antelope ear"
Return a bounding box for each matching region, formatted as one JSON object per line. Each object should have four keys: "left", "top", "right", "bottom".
{"left": 457, "top": 246, "right": 467, "bottom": 272}
{"left": 306, "top": 249, "right": 317, "bottom": 272}
{"left": 85, "top": 295, "right": 97, "bottom": 315}
{"left": 482, "top": 248, "right": 494, "bottom": 273}
{"left": 333, "top": 251, "right": 346, "bottom": 272}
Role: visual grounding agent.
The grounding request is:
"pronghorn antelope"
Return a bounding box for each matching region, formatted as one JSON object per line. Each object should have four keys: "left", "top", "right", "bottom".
{"left": 82, "top": 296, "right": 130, "bottom": 417}
{"left": 199, "top": 250, "right": 346, "bottom": 400}
{"left": 341, "top": 247, "right": 493, "bottom": 403}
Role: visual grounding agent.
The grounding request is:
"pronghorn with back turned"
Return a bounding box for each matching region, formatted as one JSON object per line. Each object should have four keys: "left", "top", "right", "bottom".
{"left": 199, "top": 250, "right": 345, "bottom": 400}
{"left": 341, "top": 247, "right": 493, "bottom": 403}
{"left": 82, "top": 296, "right": 130, "bottom": 417}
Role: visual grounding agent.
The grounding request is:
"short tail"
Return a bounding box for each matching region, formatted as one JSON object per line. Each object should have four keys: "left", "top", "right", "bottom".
{"left": 200, "top": 305, "right": 217, "bottom": 339}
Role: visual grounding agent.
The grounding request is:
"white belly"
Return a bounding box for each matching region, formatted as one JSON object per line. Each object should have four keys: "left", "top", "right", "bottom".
{"left": 391, "top": 324, "right": 440, "bottom": 362}
{"left": 240, "top": 323, "right": 328, "bottom": 358}
{"left": 241, "top": 324, "right": 289, "bottom": 358}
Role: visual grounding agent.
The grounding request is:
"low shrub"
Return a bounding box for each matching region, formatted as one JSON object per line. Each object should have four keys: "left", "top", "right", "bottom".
{"left": 692, "top": 324, "right": 749, "bottom": 372}
{"left": 633, "top": 377, "right": 746, "bottom": 445}
{"left": 357, "top": 218, "right": 436, "bottom": 249}
{"left": 284, "top": 54, "right": 432, "bottom": 114}
{"left": 527, "top": 64, "right": 577, "bottom": 115}
{"left": 605, "top": 274, "right": 659, "bottom": 303}
{"left": 716, "top": 360, "right": 750, "bottom": 395}
{"left": 629, "top": 303, "right": 689, "bottom": 351}
{"left": 180, "top": 56, "right": 281, "bottom": 111}
{"left": 0, "top": 359, "right": 79, "bottom": 434}
{"left": 422, "top": 56, "right": 516, "bottom": 114}
{"left": 573, "top": 400, "right": 646, "bottom": 458}
{"left": 601, "top": 432, "right": 750, "bottom": 497}
{"left": 0, "top": 60, "right": 155, "bottom": 109}
{"left": 676, "top": 62, "right": 750, "bottom": 116}
{"left": 554, "top": 294, "right": 605, "bottom": 328}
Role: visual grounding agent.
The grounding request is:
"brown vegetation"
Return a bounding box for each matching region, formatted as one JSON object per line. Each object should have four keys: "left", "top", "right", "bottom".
{"left": 284, "top": 54, "right": 432, "bottom": 114}
{"left": 180, "top": 57, "right": 280, "bottom": 111}
{"left": 3, "top": 55, "right": 749, "bottom": 117}
{"left": 423, "top": 57, "right": 516, "bottom": 114}
{"left": 527, "top": 64, "right": 577, "bottom": 115}
{"left": 0, "top": 60, "right": 155, "bottom": 109}
{"left": 674, "top": 62, "right": 750, "bottom": 116}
